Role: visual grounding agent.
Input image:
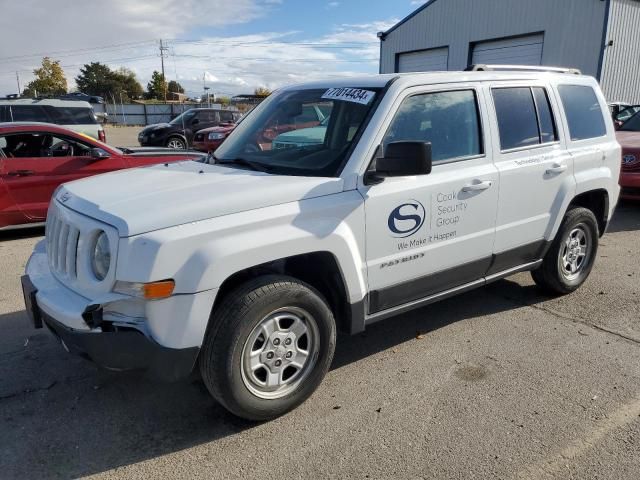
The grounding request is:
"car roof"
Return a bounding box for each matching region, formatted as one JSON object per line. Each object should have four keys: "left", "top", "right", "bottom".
{"left": 0, "top": 98, "right": 93, "bottom": 108}
{"left": 282, "top": 71, "right": 597, "bottom": 92}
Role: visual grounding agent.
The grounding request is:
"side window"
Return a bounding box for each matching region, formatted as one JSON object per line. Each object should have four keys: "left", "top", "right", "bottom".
{"left": 0, "top": 136, "right": 7, "bottom": 156}
{"left": 47, "top": 107, "right": 97, "bottom": 125}
{"left": 492, "top": 88, "right": 540, "bottom": 150}
{"left": 11, "top": 105, "right": 51, "bottom": 122}
{"left": 557, "top": 85, "right": 606, "bottom": 141}
{"left": 1, "top": 133, "right": 50, "bottom": 158}
{"left": 220, "top": 111, "right": 234, "bottom": 122}
{"left": 198, "top": 111, "right": 218, "bottom": 123}
{"left": 384, "top": 89, "right": 483, "bottom": 163}
{"left": 0, "top": 106, "right": 9, "bottom": 123}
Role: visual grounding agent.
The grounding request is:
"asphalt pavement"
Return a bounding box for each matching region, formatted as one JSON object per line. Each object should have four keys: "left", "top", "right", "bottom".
{"left": 0, "top": 203, "right": 639, "bottom": 479}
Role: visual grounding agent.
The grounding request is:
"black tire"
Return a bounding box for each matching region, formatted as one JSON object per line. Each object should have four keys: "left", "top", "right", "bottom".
{"left": 199, "top": 275, "right": 336, "bottom": 421}
{"left": 166, "top": 136, "right": 186, "bottom": 149}
{"left": 531, "top": 207, "right": 599, "bottom": 294}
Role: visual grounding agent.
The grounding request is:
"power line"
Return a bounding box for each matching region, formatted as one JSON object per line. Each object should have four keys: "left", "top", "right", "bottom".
{"left": 0, "top": 40, "right": 158, "bottom": 62}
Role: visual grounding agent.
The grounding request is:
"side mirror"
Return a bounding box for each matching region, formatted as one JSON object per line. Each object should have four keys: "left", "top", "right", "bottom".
{"left": 365, "top": 142, "right": 432, "bottom": 185}
{"left": 90, "top": 147, "right": 111, "bottom": 160}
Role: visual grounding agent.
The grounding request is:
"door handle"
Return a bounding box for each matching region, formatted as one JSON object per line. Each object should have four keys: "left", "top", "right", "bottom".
{"left": 462, "top": 180, "right": 493, "bottom": 192}
{"left": 545, "top": 163, "right": 567, "bottom": 175}
{"left": 7, "top": 170, "right": 35, "bottom": 177}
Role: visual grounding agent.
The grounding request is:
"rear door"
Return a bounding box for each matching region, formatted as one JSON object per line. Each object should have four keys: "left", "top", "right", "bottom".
{"left": 487, "top": 83, "right": 573, "bottom": 271}
{"left": 0, "top": 131, "right": 125, "bottom": 220}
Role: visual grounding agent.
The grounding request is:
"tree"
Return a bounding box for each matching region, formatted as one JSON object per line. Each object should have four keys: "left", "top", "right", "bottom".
{"left": 23, "top": 57, "right": 67, "bottom": 97}
{"left": 254, "top": 87, "right": 271, "bottom": 98}
{"left": 167, "top": 80, "right": 184, "bottom": 94}
{"left": 112, "top": 67, "right": 144, "bottom": 100}
{"left": 75, "top": 63, "right": 143, "bottom": 102}
{"left": 217, "top": 95, "right": 231, "bottom": 106}
{"left": 146, "top": 71, "right": 167, "bottom": 100}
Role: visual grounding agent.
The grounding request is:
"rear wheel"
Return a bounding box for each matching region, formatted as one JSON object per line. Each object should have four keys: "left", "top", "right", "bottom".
{"left": 166, "top": 137, "right": 186, "bottom": 149}
{"left": 531, "top": 207, "right": 599, "bottom": 294}
{"left": 199, "top": 275, "right": 336, "bottom": 421}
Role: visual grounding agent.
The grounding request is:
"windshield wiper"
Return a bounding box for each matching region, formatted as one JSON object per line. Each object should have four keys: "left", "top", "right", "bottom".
{"left": 215, "top": 157, "right": 272, "bottom": 173}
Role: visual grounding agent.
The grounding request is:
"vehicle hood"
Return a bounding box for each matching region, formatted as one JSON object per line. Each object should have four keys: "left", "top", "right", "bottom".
{"left": 57, "top": 161, "right": 345, "bottom": 236}
{"left": 275, "top": 127, "right": 327, "bottom": 144}
{"left": 121, "top": 147, "right": 206, "bottom": 159}
{"left": 616, "top": 131, "right": 640, "bottom": 150}
{"left": 141, "top": 123, "right": 173, "bottom": 134}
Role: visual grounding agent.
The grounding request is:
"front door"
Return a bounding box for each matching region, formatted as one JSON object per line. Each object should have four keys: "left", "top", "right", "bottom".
{"left": 0, "top": 131, "right": 125, "bottom": 220}
{"left": 360, "top": 86, "right": 500, "bottom": 314}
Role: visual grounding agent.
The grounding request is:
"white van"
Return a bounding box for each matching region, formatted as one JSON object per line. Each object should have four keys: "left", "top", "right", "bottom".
{"left": 22, "top": 66, "right": 621, "bottom": 420}
{"left": 0, "top": 98, "right": 105, "bottom": 141}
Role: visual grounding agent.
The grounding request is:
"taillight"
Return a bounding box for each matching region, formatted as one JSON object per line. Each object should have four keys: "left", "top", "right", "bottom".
{"left": 98, "top": 130, "right": 106, "bottom": 143}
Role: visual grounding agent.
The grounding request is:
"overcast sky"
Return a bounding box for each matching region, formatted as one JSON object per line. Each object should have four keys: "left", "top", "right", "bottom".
{"left": 0, "top": 0, "right": 428, "bottom": 98}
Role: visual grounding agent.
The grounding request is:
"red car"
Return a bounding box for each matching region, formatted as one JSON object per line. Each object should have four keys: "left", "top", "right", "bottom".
{"left": 0, "top": 123, "right": 205, "bottom": 230}
{"left": 192, "top": 123, "right": 237, "bottom": 153}
{"left": 616, "top": 112, "right": 640, "bottom": 201}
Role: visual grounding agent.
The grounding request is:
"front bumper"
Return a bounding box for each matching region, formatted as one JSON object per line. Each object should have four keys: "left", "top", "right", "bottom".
{"left": 620, "top": 172, "right": 640, "bottom": 200}
{"left": 23, "top": 242, "right": 200, "bottom": 381}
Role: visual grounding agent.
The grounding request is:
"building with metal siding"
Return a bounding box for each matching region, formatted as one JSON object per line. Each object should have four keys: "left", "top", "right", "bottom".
{"left": 379, "top": 0, "right": 640, "bottom": 103}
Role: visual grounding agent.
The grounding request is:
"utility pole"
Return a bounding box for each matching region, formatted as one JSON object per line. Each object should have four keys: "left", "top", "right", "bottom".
{"left": 159, "top": 39, "right": 169, "bottom": 102}
{"left": 15, "top": 71, "right": 21, "bottom": 95}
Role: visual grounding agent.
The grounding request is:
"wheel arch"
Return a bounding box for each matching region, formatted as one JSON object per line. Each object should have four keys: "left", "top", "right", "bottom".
{"left": 568, "top": 188, "right": 609, "bottom": 237}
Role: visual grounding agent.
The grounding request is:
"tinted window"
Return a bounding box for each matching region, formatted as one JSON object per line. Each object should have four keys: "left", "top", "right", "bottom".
{"left": 384, "top": 90, "right": 482, "bottom": 163}
{"left": 295, "top": 105, "right": 320, "bottom": 123}
{"left": 492, "top": 88, "right": 540, "bottom": 150}
{"left": 558, "top": 85, "right": 606, "bottom": 140}
{"left": 47, "top": 107, "right": 97, "bottom": 125}
{"left": 620, "top": 111, "right": 640, "bottom": 132}
{"left": 11, "top": 105, "right": 51, "bottom": 122}
{"left": 0, "top": 106, "right": 10, "bottom": 122}
{"left": 532, "top": 87, "right": 557, "bottom": 143}
{"left": 220, "top": 111, "right": 234, "bottom": 122}
{"left": 196, "top": 110, "right": 218, "bottom": 123}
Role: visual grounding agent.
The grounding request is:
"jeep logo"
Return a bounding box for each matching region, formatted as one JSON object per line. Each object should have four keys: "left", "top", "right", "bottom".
{"left": 388, "top": 201, "right": 426, "bottom": 238}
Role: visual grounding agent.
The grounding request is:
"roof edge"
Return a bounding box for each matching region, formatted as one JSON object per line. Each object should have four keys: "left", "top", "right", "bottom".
{"left": 382, "top": 0, "right": 441, "bottom": 37}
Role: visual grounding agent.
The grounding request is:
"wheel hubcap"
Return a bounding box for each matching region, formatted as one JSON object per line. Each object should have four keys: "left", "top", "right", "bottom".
{"left": 168, "top": 139, "right": 185, "bottom": 149}
{"left": 241, "top": 307, "right": 319, "bottom": 399}
{"left": 559, "top": 225, "right": 591, "bottom": 281}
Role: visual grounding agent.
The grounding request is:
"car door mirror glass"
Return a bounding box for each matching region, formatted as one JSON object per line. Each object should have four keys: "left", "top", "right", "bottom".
{"left": 90, "top": 147, "right": 111, "bottom": 160}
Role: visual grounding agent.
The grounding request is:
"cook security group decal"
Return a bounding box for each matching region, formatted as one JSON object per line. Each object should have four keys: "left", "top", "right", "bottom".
{"left": 387, "top": 191, "right": 468, "bottom": 251}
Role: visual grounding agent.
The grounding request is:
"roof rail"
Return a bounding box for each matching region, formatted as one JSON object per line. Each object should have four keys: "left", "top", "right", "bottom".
{"left": 466, "top": 64, "right": 581, "bottom": 75}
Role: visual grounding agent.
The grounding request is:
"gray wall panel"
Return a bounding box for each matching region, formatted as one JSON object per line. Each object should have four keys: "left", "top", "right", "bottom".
{"left": 601, "top": 0, "right": 640, "bottom": 103}
{"left": 380, "top": 0, "right": 607, "bottom": 77}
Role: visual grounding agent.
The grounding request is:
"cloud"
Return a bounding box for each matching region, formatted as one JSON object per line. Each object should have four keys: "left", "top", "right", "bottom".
{"left": 0, "top": 0, "right": 398, "bottom": 97}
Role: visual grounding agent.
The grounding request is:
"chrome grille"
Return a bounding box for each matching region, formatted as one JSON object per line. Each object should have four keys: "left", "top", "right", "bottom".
{"left": 46, "top": 211, "right": 80, "bottom": 279}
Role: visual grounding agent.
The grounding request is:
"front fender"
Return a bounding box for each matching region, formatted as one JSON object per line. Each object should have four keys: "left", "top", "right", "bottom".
{"left": 116, "top": 191, "right": 368, "bottom": 303}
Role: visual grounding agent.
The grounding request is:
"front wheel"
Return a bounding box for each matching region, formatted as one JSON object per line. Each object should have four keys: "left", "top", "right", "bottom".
{"left": 531, "top": 207, "right": 599, "bottom": 294}
{"left": 166, "top": 137, "right": 186, "bottom": 149}
{"left": 199, "top": 275, "right": 336, "bottom": 421}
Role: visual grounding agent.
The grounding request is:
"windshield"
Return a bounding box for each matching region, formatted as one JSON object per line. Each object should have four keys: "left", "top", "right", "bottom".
{"left": 170, "top": 110, "right": 197, "bottom": 125}
{"left": 620, "top": 111, "right": 640, "bottom": 132}
{"left": 214, "top": 87, "right": 380, "bottom": 177}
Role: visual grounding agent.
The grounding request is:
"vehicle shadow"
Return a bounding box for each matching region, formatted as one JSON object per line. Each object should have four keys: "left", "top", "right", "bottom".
{"left": 0, "top": 279, "right": 545, "bottom": 479}
{"left": 0, "top": 226, "right": 45, "bottom": 242}
{"left": 606, "top": 201, "right": 640, "bottom": 233}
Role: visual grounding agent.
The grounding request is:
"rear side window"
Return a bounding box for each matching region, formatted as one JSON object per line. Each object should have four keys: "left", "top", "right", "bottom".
{"left": 557, "top": 85, "right": 606, "bottom": 141}
{"left": 47, "top": 107, "right": 98, "bottom": 125}
{"left": 384, "top": 89, "right": 483, "bottom": 163}
{"left": 11, "top": 105, "right": 51, "bottom": 122}
{"left": 492, "top": 87, "right": 558, "bottom": 150}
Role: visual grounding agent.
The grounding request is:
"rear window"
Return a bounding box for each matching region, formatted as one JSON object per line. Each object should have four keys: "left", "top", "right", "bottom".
{"left": 557, "top": 85, "right": 606, "bottom": 141}
{"left": 47, "top": 106, "right": 98, "bottom": 125}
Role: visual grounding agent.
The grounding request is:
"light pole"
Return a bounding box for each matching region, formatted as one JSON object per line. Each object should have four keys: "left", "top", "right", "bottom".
{"left": 204, "top": 86, "right": 210, "bottom": 107}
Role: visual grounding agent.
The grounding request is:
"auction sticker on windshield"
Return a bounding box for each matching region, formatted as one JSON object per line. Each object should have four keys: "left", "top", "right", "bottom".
{"left": 322, "top": 88, "right": 376, "bottom": 105}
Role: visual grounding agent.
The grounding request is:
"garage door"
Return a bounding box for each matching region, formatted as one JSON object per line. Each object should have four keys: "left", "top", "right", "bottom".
{"left": 471, "top": 34, "right": 543, "bottom": 66}
{"left": 397, "top": 47, "right": 449, "bottom": 73}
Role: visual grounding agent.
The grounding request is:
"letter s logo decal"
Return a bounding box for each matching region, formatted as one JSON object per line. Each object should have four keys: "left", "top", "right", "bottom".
{"left": 388, "top": 201, "right": 426, "bottom": 238}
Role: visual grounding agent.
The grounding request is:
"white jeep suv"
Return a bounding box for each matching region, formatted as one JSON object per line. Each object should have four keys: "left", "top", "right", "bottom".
{"left": 22, "top": 67, "right": 621, "bottom": 420}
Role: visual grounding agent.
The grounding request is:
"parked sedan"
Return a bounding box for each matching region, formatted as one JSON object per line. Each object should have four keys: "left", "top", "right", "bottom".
{"left": 192, "top": 123, "right": 237, "bottom": 153}
{"left": 0, "top": 123, "right": 205, "bottom": 230}
{"left": 615, "top": 111, "right": 640, "bottom": 200}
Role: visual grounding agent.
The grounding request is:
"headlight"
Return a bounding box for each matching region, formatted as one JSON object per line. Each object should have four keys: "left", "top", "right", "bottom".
{"left": 91, "top": 231, "right": 111, "bottom": 281}
{"left": 208, "top": 132, "right": 226, "bottom": 140}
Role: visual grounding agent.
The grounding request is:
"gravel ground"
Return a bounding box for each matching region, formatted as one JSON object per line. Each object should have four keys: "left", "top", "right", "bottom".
{"left": 0, "top": 203, "right": 639, "bottom": 479}
{"left": 104, "top": 125, "right": 143, "bottom": 148}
